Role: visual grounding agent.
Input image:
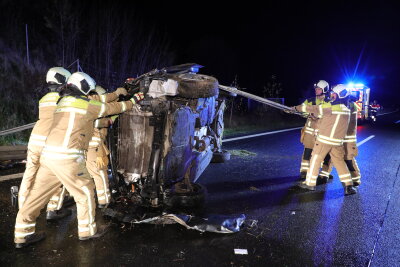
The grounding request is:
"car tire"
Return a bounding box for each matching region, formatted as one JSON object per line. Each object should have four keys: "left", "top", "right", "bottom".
{"left": 169, "top": 73, "right": 219, "bottom": 98}
{"left": 165, "top": 183, "right": 207, "bottom": 209}
{"left": 211, "top": 150, "right": 231, "bottom": 163}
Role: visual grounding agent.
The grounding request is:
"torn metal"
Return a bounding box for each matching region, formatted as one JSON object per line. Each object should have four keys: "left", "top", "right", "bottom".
{"left": 103, "top": 207, "right": 246, "bottom": 234}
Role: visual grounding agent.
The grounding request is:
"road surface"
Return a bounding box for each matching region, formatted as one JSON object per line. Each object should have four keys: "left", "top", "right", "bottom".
{"left": 0, "top": 110, "right": 399, "bottom": 266}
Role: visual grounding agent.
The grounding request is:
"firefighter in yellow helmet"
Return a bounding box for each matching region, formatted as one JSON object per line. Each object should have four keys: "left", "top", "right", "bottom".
{"left": 18, "top": 67, "right": 71, "bottom": 212}
{"left": 293, "top": 84, "right": 357, "bottom": 195}
{"left": 14, "top": 72, "right": 144, "bottom": 248}
{"left": 45, "top": 85, "right": 128, "bottom": 220}
{"left": 298, "top": 80, "right": 330, "bottom": 181}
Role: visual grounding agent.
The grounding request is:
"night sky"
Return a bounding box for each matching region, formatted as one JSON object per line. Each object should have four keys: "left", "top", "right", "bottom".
{"left": 1, "top": 0, "right": 399, "bottom": 104}
{"left": 148, "top": 1, "right": 400, "bottom": 104}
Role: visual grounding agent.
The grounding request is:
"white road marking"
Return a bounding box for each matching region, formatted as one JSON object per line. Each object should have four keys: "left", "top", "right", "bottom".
{"left": 395, "top": 120, "right": 400, "bottom": 124}
{"left": 357, "top": 135, "right": 375, "bottom": 147}
{"left": 377, "top": 109, "right": 399, "bottom": 116}
{"left": 223, "top": 127, "right": 303, "bottom": 143}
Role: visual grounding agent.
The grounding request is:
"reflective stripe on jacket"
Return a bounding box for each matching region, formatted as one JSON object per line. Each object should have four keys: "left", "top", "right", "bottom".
{"left": 301, "top": 97, "right": 329, "bottom": 136}
{"left": 28, "top": 92, "right": 60, "bottom": 149}
{"left": 42, "top": 95, "right": 133, "bottom": 157}
{"left": 296, "top": 102, "right": 350, "bottom": 146}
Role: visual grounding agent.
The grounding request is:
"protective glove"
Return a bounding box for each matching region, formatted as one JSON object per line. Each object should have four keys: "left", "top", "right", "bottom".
{"left": 115, "top": 87, "right": 128, "bottom": 96}
{"left": 96, "top": 156, "right": 109, "bottom": 169}
{"left": 130, "top": 92, "right": 145, "bottom": 104}
{"left": 95, "top": 85, "right": 106, "bottom": 95}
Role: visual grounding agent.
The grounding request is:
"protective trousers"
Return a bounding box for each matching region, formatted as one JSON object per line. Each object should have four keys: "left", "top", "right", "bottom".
{"left": 86, "top": 147, "right": 111, "bottom": 205}
{"left": 300, "top": 129, "right": 315, "bottom": 174}
{"left": 344, "top": 142, "right": 361, "bottom": 184}
{"left": 319, "top": 142, "right": 361, "bottom": 184}
{"left": 305, "top": 141, "right": 353, "bottom": 187}
{"left": 46, "top": 186, "right": 68, "bottom": 211}
{"left": 15, "top": 156, "right": 97, "bottom": 244}
{"left": 18, "top": 145, "right": 42, "bottom": 209}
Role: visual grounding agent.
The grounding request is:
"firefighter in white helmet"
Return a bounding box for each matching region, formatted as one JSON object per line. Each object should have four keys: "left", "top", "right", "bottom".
{"left": 18, "top": 67, "right": 71, "bottom": 214}
{"left": 318, "top": 91, "right": 361, "bottom": 186}
{"left": 45, "top": 84, "right": 128, "bottom": 220}
{"left": 14, "top": 72, "right": 144, "bottom": 248}
{"left": 298, "top": 80, "right": 330, "bottom": 181}
{"left": 293, "top": 84, "right": 357, "bottom": 195}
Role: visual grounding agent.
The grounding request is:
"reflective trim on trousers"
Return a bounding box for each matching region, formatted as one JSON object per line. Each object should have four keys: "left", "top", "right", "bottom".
{"left": 15, "top": 223, "right": 36, "bottom": 228}
{"left": 79, "top": 223, "right": 97, "bottom": 233}
{"left": 15, "top": 231, "right": 35, "bottom": 238}
{"left": 81, "top": 186, "right": 95, "bottom": 236}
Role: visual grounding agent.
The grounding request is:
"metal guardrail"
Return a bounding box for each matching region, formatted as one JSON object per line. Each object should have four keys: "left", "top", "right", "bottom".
{"left": 0, "top": 146, "right": 28, "bottom": 160}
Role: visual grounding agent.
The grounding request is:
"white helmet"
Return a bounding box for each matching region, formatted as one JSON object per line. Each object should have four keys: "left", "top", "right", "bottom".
{"left": 67, "top": 72, "right": 96, "bottom": 95}
{"left": 314, "top": 80, "right": 329, "bottom": 93}
{"left": 331, "top": 84, "right": 350, "bottom": 99}
{"left": 46, "top": 67, "right": 71, "bottom": 85}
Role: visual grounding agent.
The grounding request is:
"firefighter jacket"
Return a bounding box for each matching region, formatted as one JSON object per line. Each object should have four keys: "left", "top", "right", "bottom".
{"left": 89, "top": 87, "right": 126, "bottom": 103}
{"left": 28, "top": 92, "right": 60, "bottom": 149}
{"left": 42, "top": 95, "right": 135, "bottom": 159}
{"left": 300, "top": 97, "right": 329, "bottom": 136}
{"left": 344, "top": 102, "right": 357, "bottom": 143}
{"left": 86, "top": 92, "right": 120, "bottom": 151}
{"left": 295, "top": 102, "right": 350, "bottom": 146}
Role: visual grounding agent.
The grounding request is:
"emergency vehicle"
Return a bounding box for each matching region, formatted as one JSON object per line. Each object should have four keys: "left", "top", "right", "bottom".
{"left": 347, "top": 83, "right": 370, "bottom": 122}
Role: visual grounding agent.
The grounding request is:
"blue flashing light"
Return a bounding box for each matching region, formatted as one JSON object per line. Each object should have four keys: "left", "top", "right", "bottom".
{"left": 355, "top": 83, "right": 364, "bottom": 87}
{"left": 190, "top": 67, "right": 199, "bottom": 73}
{"left": 347, "top": 82, "right": 354, "bottom": 88}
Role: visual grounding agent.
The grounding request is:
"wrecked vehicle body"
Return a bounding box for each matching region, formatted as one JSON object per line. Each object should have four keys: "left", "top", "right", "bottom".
{"left": 106, "top": 64, "right": 232, "bottom": 217}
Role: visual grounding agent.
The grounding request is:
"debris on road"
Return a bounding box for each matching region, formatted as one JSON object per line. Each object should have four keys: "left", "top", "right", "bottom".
{"left": 234, "top": 249, "right": 248, "bottom": 255}
{"left": 103, "top": 207, "right": 246, "bottom": 233}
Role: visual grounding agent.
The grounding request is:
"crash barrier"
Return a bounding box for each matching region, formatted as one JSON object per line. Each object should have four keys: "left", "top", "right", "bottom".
{"left": 0, "top": 172, "right": 24, "bottom": 182}
{"left": 0, "top": 122, "right": 32, "bottom": 161}
{"left": 0, "top": 146, "right": 27, "bottom": 161}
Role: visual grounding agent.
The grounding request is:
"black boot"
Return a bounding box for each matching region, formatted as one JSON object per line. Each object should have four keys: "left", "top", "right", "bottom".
{"left": 98, "top": 204, "right": 106, "bottom": 209}
{"left": 353, "top": 181, "right": 360, "bottom": 187}
{"left": 297, "top": 182, "right": 316, "bottom": 191}
{"left": 46, "top": 208, "right": 72, "bottom": 221}
{"left": 79, "top": 225, "right": 110, "bottom": 241}
{"left": 62, "top": 196, "right": 75, "bottom": 208}
{"left": 299, "top": 172, "right": 307, "bottom": 181}
{"left": 15, "top": 232, "right": 46, "bottom": 248}
{"left": 316, "top": 176, "right": 329, "bottom": 185}
{"left": 344, "top": 185, "right": 357, "bottom": 195}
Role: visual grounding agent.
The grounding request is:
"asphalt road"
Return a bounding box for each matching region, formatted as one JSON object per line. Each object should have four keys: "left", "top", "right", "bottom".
{"left": 0, "top": 110, "right": 399, "bottom": 266}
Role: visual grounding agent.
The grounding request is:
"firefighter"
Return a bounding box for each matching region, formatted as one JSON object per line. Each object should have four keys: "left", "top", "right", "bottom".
{"left": 298, "top": 80, "right": 330, "bottom": 181}
{"left": 45, "top": 85, "right": 128, "bottom": 220}
{"left": 18, "top": 67, "right": 71, "bottom": 213}
{"left": 318, "top": 96, "right": 361, "bottom": 186}
{"left": 293, "top": 84, "right": 357, "bottom": 195}
{"left": 14, "top": 72, "right": 144, "bottom": 248}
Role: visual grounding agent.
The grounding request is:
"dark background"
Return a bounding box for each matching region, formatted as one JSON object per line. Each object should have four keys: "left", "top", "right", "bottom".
{"left": 0, "top": 0, "right": 399, "bottom": 105}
